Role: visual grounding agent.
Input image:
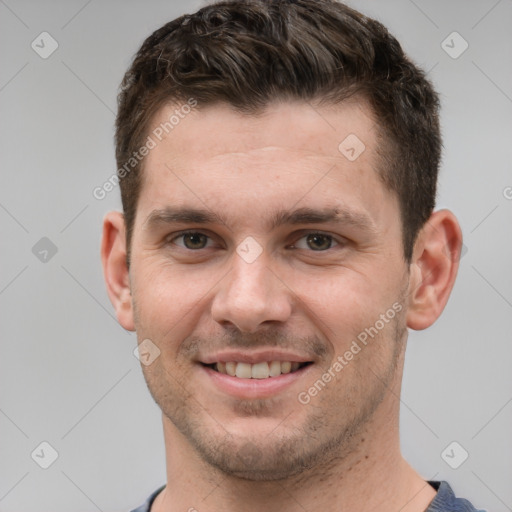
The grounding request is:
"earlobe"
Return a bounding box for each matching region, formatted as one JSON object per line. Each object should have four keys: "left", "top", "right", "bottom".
{"left": 101, "top": 211, "right": 135, "bottom": 331}
{"left": 406, "top": 209, "right": 463, "bottom": 331}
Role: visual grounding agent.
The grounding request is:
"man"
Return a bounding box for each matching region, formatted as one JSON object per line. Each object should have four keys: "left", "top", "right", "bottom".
{"left": 101, "top": 1, "right": 484, "bottom": 510}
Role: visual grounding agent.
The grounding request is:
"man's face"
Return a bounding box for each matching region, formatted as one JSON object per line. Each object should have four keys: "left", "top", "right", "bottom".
{"left": 128, "top": 99, "right": 411, "bottom": 480}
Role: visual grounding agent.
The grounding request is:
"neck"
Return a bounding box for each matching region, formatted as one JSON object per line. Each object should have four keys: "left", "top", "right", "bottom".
{"left": 152, "top": 354, "right": 436, "bottom": 512}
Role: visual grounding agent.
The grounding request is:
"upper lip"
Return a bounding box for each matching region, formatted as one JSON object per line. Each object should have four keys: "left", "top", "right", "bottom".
{"left": 199, "top": 350, "right": 315, "bottom": 365}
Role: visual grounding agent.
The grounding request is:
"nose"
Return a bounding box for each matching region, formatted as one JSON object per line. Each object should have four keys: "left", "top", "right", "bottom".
{"left": 211, "top": 249, "right": 293, "bottom": 333}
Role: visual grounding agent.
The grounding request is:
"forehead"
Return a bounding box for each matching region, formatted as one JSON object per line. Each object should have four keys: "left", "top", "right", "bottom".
{"left": 136, "top": 99, "right": 396, "bottom": 230}
{"left": 148, "top": 98, "right": 376, "bottom": 163}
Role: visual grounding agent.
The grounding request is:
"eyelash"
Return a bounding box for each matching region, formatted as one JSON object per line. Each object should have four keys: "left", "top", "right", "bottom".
{"left": 167, "top": 230, "right": 343, "bottom": 252}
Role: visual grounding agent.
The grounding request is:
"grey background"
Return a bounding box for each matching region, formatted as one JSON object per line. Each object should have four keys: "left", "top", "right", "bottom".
{"left": 1, "top": 0, "right": 511, "bottom": 510}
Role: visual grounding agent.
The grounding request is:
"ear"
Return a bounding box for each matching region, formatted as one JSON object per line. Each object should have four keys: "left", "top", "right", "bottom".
{"left": 406, "top": 209, "right": 463, "bottom": 331}
{"left": 101, "top": 211, "right": 135, "bottom": 331}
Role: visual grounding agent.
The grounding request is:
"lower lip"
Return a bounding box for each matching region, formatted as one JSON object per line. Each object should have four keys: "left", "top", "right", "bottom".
{"left": 202, "top": 364, "right": 313, "bottom": 399}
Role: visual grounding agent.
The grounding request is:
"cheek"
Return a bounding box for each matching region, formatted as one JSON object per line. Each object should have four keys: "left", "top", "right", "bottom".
{"left": 299, "top": 267, "right": 406, "bottom": 373}
{"left": 304, "top": 272, "right": 386, "bottom": 332}
{"left": 131, "top": 259, "right": 219, "bottom": 339}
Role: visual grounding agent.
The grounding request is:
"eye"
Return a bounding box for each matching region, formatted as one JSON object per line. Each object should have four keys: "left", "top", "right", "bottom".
{"left": 169, "top": 231, "right": 213, "bottom": 250}
{"left": 167, "top": 230, "right": 342, "bottom": 253}
{"left": 291, "top": 232, "right": 340, "bottom": 251}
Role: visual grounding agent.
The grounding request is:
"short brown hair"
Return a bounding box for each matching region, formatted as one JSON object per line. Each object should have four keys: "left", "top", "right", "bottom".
{"left": 115, "top": 0, "right": 441, "bottom": 264}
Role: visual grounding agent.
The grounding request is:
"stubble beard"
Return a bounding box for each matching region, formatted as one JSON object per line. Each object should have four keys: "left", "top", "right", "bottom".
{"left": 138, "top": 312, "right": 407, "bottom": 482}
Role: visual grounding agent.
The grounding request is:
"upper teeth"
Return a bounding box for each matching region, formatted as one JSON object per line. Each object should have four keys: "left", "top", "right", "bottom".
{"left": 216, "top": 361, "right": 301, "bottom": 379}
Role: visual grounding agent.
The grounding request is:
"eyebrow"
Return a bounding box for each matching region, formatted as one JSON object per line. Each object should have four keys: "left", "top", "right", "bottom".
{"left": 144, "top": 205, "right": 376, "bottom": 234}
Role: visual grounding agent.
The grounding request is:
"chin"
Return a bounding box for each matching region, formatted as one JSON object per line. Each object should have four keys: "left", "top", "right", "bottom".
{"left": 199, "top": 439, "right": 316, "bottom": 481}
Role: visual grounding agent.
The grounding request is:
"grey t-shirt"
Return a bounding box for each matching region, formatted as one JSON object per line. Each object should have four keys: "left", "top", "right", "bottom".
{"left": 130, "top": 480, "right": 485, "bottom": 512}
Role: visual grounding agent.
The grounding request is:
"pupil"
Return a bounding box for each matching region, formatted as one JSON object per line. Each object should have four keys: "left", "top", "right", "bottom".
{"left": 185, "top": 233, "right": 206, "bottom": 249}
{"left": 308, "top": 234, "right": 331, "bottom": 251}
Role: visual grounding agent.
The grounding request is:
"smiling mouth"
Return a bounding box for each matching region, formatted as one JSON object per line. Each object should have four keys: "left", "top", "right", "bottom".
{"left": 203, "top": 361, "right": 313, "bottom": 379}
